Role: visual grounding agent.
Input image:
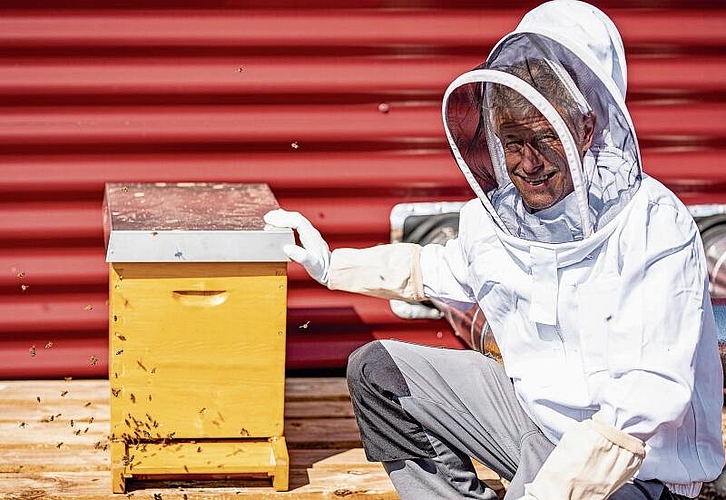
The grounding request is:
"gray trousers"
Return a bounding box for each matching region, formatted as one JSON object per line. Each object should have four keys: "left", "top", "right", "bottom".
{"left": 346, "top": 340, "right": 677, "bottom": 500}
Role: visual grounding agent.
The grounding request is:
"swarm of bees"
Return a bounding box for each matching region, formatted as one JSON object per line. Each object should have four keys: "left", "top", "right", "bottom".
{"left": 26, "top": 389, "right": 104, "bottom": 453}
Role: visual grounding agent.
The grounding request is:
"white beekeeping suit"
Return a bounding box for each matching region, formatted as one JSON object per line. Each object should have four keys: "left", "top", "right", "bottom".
{"left": 425, "top": 1, "right": 725, "bottom": 496}
{"left": 266, "top": 1, "right": 724, "bottom": 497}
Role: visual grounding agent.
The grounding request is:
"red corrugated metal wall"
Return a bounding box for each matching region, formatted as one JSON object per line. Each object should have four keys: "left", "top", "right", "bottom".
{"left": 1, "top": 1, "right": 725, "bottom": 379}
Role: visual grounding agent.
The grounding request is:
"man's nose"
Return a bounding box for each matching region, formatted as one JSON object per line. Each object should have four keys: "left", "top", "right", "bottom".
{"left": 519, "top": 142, "right": 545, "bottom": 172}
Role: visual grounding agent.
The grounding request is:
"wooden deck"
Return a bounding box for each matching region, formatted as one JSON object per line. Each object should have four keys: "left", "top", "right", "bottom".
{"left": 0, "top": 377, "right": 506, "bottom": 500}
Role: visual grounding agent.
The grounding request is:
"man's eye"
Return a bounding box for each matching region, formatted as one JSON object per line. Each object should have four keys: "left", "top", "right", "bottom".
{"left": 504, "top": 140, "right": 523, "bottom": 153}
{"left": 536, "top": 133, "right": 559, "bottom": 144}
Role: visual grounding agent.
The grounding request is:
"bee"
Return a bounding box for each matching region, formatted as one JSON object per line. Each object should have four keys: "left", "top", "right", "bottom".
{"left": 70, "top": 419, "right": 74, "bottom": 427}
{"left": 45, "top": 342, "right": 53, "bottom": 349}
{"left": 115, "top": 349, "right": 124, "bottom": 356}
{"left": 36, "top": 397, "right": 41, "bottom": 403}
{"left": 74, "top": 429, "right": 81, "bottom": 436}
{"left": 84, "top": 402, "right": 92, "bottom": 407}
{"left": 239, "top": 428, "right": 249, "bottom": 437}
{"left": 197, "top": 446, "right": 202, "bottom": 453}
{"left": 89, "top": 355, "right": 99, "bottom": 366}
{"left": 148, "top": 394, "right": 152, "bottom": 402}
{"left": 19, "top": 422, "right": 26, "bottom": 428}
{"left": 21, "top": 284, "right": 29, "bottom": 291}
{"left": 84, "top": 304, "right": 93, "bottom": 311}
{"left": 111, "top": 388, "right": 121, "bottom": 397}
{"left": 183, "top": 465, "right": 189, "bottom": 473}
{"left": 16, "top": 271, "right": 25, "bottom": 278}
{"left": 60, "top": 390, "right": 68, "bottom": 397}
{"left": 136, "top": 360, "right": 147, "bottom": 372}
{"left": 64, "top": 377, "right": 72, "bottom": 381}
{"left": 56, "top": 442, "right": 63, "bottom": 449}
{"left": 89, "top": 416, "right": 94, "bottom": 424}
{"left": 114, "top": 332, "right": 126, "bottom": 341}
{"left": 129, "top": 393, "right": 136, "bottom": 403}
{"left": 29, "top": 346, "right": 36, "bottom": 357}
{"left": 299, "top": 321, "right": 311, "bottom": 329}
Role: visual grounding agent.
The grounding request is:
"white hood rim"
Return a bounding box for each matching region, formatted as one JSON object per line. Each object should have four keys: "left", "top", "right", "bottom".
{"left": 442, "top": 68, "right": 594, "bottom": 238}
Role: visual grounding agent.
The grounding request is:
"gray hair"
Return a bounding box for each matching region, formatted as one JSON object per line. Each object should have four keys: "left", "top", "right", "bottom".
{"left": 487, "top": 59, "right": 591, "bottom": 144}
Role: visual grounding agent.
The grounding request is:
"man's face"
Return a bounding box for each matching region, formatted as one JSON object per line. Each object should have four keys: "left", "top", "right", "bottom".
{"left": 495, "top": 107, "right": 574, "bottom": 212}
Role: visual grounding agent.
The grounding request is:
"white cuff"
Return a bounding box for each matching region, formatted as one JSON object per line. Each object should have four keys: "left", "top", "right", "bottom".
{"left": 327, "top": 243, "right": 425, "bottom": 301}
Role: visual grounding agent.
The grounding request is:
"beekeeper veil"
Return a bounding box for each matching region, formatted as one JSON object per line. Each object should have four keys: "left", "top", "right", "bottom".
{"left": 443, "top": 0, "right": 641, "bottom": 243}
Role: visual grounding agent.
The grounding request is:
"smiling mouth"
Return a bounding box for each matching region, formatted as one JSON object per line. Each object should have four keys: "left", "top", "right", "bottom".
{"left": 521, "top": 172, "right": 555, "bottom": 186}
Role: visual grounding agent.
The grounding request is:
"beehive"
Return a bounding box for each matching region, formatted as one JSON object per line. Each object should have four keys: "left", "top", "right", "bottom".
{"left": 103, "top": 182, "right": 294, "bottom": 493}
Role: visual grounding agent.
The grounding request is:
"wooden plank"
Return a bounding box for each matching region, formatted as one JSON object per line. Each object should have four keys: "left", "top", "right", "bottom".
{"left": 0, "top": 420, "right": 109, "bottom": 446}
{"left": 0, "top": 401, "right": 108, "bottom": 421}
{"left": 284, "top": 401, "right": 356, "bottom": 419}
{"left": 0, "top": 471, "right": 400, "bottom": 499}
{"left": 0, "top": 399, "right": 354, "bottom": 421}
{"left": 285, "top": 377, "right": 351, "bottom": 401}
{"left": 0, "top": 377, "right": 350, "bottom": 402}
{"left": 0, "top": 379, "right": 107, "bottom": 401}
{"left": 0, "top": 448, "right": 375, "bottom": 474}
{"left": 0, "top": 417, "right": 361, "bottom": 448}
{"left": 0, "top": 448, "right": 109, "bottom": 473}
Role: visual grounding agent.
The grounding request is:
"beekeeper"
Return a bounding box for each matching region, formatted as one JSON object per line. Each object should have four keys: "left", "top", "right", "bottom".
{"left": 264, "top": 1, "right": 725, "bottom": 498}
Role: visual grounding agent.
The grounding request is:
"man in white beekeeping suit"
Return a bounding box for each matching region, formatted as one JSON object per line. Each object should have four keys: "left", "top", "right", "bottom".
{"left": 265, "top": 1, "right": 725, "bottom": 498}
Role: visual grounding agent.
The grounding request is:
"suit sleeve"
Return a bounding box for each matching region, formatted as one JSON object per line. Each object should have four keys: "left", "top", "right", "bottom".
{"left": 596, "top": 199, "right": 714, "bottom": 441}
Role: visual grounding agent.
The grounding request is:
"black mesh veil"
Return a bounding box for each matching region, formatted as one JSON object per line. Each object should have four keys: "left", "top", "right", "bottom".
{"left": 443, "top": 32, "right": 642, "bottom": 243}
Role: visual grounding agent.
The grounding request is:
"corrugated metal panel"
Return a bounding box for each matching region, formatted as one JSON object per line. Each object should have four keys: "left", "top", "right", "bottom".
{"left": 1, "top": 2, "right": 725, "bottom": 379}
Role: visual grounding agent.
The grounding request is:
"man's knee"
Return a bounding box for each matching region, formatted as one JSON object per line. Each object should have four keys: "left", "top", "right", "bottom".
{"left": 345, "top": 340, "right": 436, "bottom": 462}
{"left": 346, "top": 340, "right": 381, "bottom": 391}
{"left": 346, "top": 340, "right": 407, "bottom": 401}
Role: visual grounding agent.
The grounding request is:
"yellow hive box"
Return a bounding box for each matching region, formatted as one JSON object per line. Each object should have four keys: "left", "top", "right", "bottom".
{"left": 103, "top": 182, "right": 294, "bottom": 493}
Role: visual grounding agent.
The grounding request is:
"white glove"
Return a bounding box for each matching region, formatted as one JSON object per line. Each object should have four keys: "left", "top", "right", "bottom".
{"left": 263, "top": 208, "right": 331, "bottom": 285}
{"left": 519, "top": 416, "right": 645, "bottom": 500}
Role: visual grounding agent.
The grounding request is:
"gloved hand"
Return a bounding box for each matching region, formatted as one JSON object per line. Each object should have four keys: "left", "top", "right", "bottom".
{"left": 263, "top": 208, "right": 331, "bottom": 285}
{"left": 518, "top": 416, "right": 645, "bottom": 500}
